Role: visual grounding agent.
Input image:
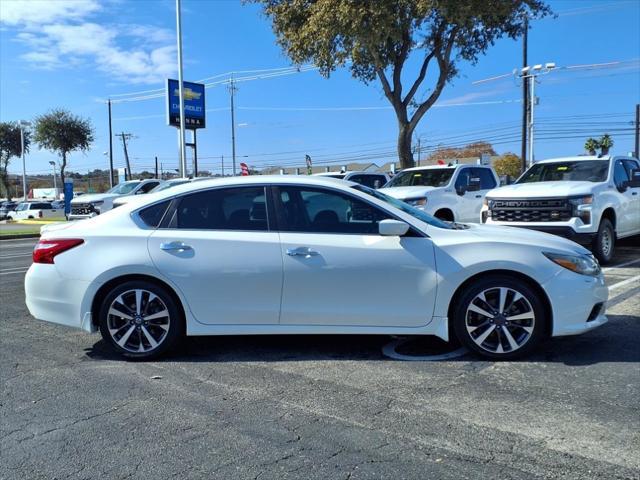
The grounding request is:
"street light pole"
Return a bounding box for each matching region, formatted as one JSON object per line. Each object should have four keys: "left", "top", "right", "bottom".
{"left": 175, "top": 0, "right": 188, "bottom": 178}
{"left": 49, "top": 161, "right": 57, "bottom": 192}
{"left": 19, "top": 120, "right": 31, "bottom": 201}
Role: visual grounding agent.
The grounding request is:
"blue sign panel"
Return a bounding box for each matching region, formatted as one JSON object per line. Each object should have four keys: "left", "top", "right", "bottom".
{"left": 63, "top": 180, "right": 73, "bottom": 216}
{"left": 166, "top": 79, "right": 206, "bottom": 129}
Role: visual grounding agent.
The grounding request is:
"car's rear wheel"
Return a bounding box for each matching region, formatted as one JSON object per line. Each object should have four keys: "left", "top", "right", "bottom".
{"left": 452, "top": 275, "right": 546, "bottom": 360}
{"left": 592, "top": 218, "right": 615, "bottom": 264}
{"left": 98, "top": 280, "right": 182, "bottom": 359}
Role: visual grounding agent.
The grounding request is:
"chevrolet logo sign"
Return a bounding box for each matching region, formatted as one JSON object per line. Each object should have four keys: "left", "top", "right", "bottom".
{"left": 173, "top": 87, "right": 202, "bottom": 101}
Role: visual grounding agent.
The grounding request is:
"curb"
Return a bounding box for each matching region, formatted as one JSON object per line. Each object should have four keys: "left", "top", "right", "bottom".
{"left": 0, "top": 233, "right": 40, "bottom": 240}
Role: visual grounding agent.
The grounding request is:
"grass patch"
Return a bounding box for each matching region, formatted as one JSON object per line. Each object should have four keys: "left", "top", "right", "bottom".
{"left": 0, "top": 229, "right": 40, "bottom": 236}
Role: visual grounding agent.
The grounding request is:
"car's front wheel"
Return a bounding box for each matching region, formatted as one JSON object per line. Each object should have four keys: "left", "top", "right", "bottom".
{"left": 452, "top": 275, "right": 546, "bottom": 360}
{"left": 98, "top": 280, "right": 182, "bottom": 359}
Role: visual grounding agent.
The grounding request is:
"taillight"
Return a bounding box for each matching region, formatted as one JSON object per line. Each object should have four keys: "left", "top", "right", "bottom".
{"left": 33, "top": 239, "right": 84, "bottom": 264}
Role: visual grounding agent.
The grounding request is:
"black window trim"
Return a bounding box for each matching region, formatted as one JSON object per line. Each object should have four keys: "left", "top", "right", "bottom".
{"left": 269, "top": 183, "right": 425, "bottom": 237}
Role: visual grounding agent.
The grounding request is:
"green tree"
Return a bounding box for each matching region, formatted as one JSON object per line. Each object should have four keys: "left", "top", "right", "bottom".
{"left": 251, "top": 0, "right": 550, "bottom": 169}
{"left": 584, "top": 137, "right": 599, "bottom": 156}
{"left": 599, "top": 134, "right": 613, "bottom": 155}
{"left": 427, "top": 141, "right": 496, "bottom": 163}
{"left": 34, "top": 109, "right": 94, "bottom": 188}
{"left": 0, "top": 122, "right": 30, "bottom": 201}
{"left": 493, "top": 152, "right": 522, "bottom": 178}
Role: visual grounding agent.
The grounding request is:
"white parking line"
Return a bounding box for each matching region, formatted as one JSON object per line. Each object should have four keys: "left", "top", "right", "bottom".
{"left": 608, "top": 274, "right": 640, "bottom": 292}
{"left": 0, "top": 268, "right": 29, "bottom": 276}
{"left": 603, "top": 258, "right": 640, "bottom": 271}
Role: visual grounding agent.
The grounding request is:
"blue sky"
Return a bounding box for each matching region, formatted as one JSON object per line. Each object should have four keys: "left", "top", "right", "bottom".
{"left": 1, "top": 0, "right": 639, "bottom": 177}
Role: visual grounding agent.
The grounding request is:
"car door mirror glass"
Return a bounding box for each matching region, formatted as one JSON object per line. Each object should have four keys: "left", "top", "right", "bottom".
{"left": 378, "top": 219, "right": 410, "bottom": 236}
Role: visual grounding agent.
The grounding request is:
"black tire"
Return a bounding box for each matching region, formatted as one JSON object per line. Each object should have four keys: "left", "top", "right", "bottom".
{"left": 452, "top": 274, "right": 547, "bottom": 360}
{"left": 592, "top": 218, "right": 615, "bottom": 265}
{"left": 98, "top": 280, "right": 183, "bottom": 360}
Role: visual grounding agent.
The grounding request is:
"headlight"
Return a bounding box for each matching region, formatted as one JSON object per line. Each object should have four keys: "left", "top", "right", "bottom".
{"left": 405, "top": 197, "right": 427, "bottom": 207}
{"left": 543, "top": 252, "right": 600, "bottom": 276}
{"left": 90, "top": 201, "right": 104, "bottom": 207}
{"left": 568, "top": 195, "right": 593, "bottom": 224}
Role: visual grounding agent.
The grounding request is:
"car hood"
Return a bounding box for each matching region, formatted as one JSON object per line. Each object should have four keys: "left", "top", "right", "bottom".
{"left": 70, "top": 193, "right": 118, "bottom": 204}
{"left": 465, "top": 223, "right": 591, "bottom": 256}
{"left": 487, "top": 181, "right": 596, "bottom": 199}
{"left": 379, "top": 186, "right": 442, "bottom": 199}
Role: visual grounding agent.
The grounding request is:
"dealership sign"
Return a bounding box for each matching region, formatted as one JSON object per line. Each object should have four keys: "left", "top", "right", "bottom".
{"left": 166, "top": 79, "right": 206, "bottom": 129}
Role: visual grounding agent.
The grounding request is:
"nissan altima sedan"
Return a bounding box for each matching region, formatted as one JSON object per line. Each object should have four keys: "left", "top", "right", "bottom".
{"left": 25, "top": 176, "right": 608, "bottom": 360}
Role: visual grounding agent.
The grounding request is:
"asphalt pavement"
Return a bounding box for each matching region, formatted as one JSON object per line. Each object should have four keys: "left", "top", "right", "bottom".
{"left": 1, "top": 237, "right": 639, "bottom": 479}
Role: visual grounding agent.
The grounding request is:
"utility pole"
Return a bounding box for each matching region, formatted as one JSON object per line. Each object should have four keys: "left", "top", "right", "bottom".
{"left": 175, "top": 0, "right": 188, "bottom": 178}
{"left": 155, "top": 156, "right": 159, "bottom": 179}
{"left": 107, "top": 99, "right": 114, "bottom": 187}
{"left": 416, "top": 137, "right": 421, "bottom": 166}
{"left": 116, "top": 132, "right": 133, "bottom": 180}
{"left": 229, "top": 76, "right": 237, "bottom": 176}
{"left": 635, "top": 103, "right": 639, "bottom": 158}
{"left": 521, "top": 16, "right": 529, "bottom": 173}
{"left": 221, "top": 154, "right": 224, "bottom": 177}
{"left": 528, "top": 75, "right": 535, "bottom": 165}
{"left": 19, "top": 120, "right": 30, "bottom": 201}
{"left": 160, "top": 162, "right": 164, "bottom": 180}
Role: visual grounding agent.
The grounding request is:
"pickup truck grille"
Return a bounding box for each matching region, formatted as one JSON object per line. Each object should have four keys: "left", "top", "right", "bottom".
{"left": 490, "top": 198, "right": 572, "bottom": 222}
{"left": 71, "top": 203, "right": 97, "bottom": 216}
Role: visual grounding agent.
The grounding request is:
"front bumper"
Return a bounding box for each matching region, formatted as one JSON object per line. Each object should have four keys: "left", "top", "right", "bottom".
{"left": 483, "top": 217, "right": 597, "bottom": 245}
{"left": 542, "top": 268, "right": 608, "bottom": 337}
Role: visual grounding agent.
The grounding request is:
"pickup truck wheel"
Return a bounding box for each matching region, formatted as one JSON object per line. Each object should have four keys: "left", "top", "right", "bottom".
{"left": 592, "top": 218, "right": 615, "bottom": 264}
{"left": 452, "top": 275, "right": 545, "bottom": 360}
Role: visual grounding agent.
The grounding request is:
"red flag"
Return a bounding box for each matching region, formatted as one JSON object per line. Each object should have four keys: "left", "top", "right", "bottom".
{"left": 240, "top": 162, "right": 249, "bottom": 176}
{"left": 437, "top": 159, "right": 445, "bottom": 165}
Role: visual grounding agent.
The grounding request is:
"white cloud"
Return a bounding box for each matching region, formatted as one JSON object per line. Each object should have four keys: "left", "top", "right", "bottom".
{"left": 0, "top": 0, "right": 101, "bottom": 26}
{"left": 2, "top": 0, "right": 176, "bottom": 84}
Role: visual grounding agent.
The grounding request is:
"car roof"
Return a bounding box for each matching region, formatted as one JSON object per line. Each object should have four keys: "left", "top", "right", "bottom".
{"left": 534, "top": 155, "right": 613, "bottom": 164}
{"left": 398, "top": 164, "right": 479, "bottom": 172}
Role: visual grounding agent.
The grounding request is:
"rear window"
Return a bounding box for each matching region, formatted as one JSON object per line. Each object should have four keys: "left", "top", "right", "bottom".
{"left": 138, "top": 200, "right": 171, "bottom": 228}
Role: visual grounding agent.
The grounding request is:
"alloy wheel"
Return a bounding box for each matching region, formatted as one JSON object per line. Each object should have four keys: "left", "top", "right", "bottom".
{"left": 106, "top": 289, "right": 171, "bottom": 353}
{"left": 465, "top": 287, "right": 535, "bottom": 354}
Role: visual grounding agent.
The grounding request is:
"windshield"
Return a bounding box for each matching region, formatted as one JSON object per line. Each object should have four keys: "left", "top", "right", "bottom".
{"left": 17, "top": 203, "right": 28, "bottom": 211}
{"left": 107, "top": 182, "right": 139, "bottom": 195}
{"left": 385, "top": 168, "right": 454, "bottom": 187}
{"left": 517, "top": 160, "right": 609, "bottom": 183}
{"left": 353, "top": 185, "right": 452, "bottom": 229}
{"left": 151, "top": 180, "right": 190, "bottom": 193}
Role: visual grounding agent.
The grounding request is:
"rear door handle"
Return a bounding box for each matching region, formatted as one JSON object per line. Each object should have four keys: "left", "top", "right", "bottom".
{"left": 286, "top": 247, "right": 319, "bottom": 257}
{"left": 475, "top": 195, "right": 482, "bottom": 198}
{"left": 160, "top": 241, "right": 192, "bottom": 252}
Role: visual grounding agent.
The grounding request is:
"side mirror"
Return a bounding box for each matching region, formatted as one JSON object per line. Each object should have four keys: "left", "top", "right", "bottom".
{"left": 624, "top": 169, "right": 640, "bottom": 189}
{"left": 379, "top": 219, "right": 410, "bottom": 236}
{"left": 467, "top": 178, "right": 481, "bottom": 192}
{"left": 455, "top": 185, "right": 466, "bottom": 196}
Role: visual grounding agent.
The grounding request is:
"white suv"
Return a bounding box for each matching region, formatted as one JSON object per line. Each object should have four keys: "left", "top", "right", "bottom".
{"left": 482, "top": 155, "right": 640, "bottom": 263}
{"left": 380, "top": 164, "right": 500, "bottom": 223}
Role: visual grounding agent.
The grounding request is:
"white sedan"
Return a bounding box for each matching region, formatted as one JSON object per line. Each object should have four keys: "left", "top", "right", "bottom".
{"left": 25, "top": 176, "right": 608, "bottom": 360}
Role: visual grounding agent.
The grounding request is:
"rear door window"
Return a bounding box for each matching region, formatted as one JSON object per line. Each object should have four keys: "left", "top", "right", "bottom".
{"left": 471, "top": 168, "right": 497, "bottom": 189}
{"left": 170, "top": 187, "right": 269, "bottom": 231}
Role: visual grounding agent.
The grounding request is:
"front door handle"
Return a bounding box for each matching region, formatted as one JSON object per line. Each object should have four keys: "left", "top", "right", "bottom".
{"left": 286, "top": 247, "right": 319, "bottom": 258}
{"left": 160, "top": 241, "right": 192, "bottom": 252}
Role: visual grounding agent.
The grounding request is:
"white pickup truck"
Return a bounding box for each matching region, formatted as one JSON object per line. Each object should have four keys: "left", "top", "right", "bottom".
{"left": 380, "top": 164, "right": 500, "bottom": 223}
{"left": 481, "top": 155, "right": 640, "bottom": 263}
{"left": 7, "top": 202, "right": 62, "bottom": 220}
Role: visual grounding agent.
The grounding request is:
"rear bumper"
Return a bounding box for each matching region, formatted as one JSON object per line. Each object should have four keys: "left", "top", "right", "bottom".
{"left": 25, "top": 264, "right": 92, "bottom": 330}
{"left": 68, "top": 213, "right": 97, "bottom": 221}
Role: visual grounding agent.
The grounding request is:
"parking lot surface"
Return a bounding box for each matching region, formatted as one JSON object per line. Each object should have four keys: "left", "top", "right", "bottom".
{"left": 1, "top": 237, "right": 639, "bottom": 479}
